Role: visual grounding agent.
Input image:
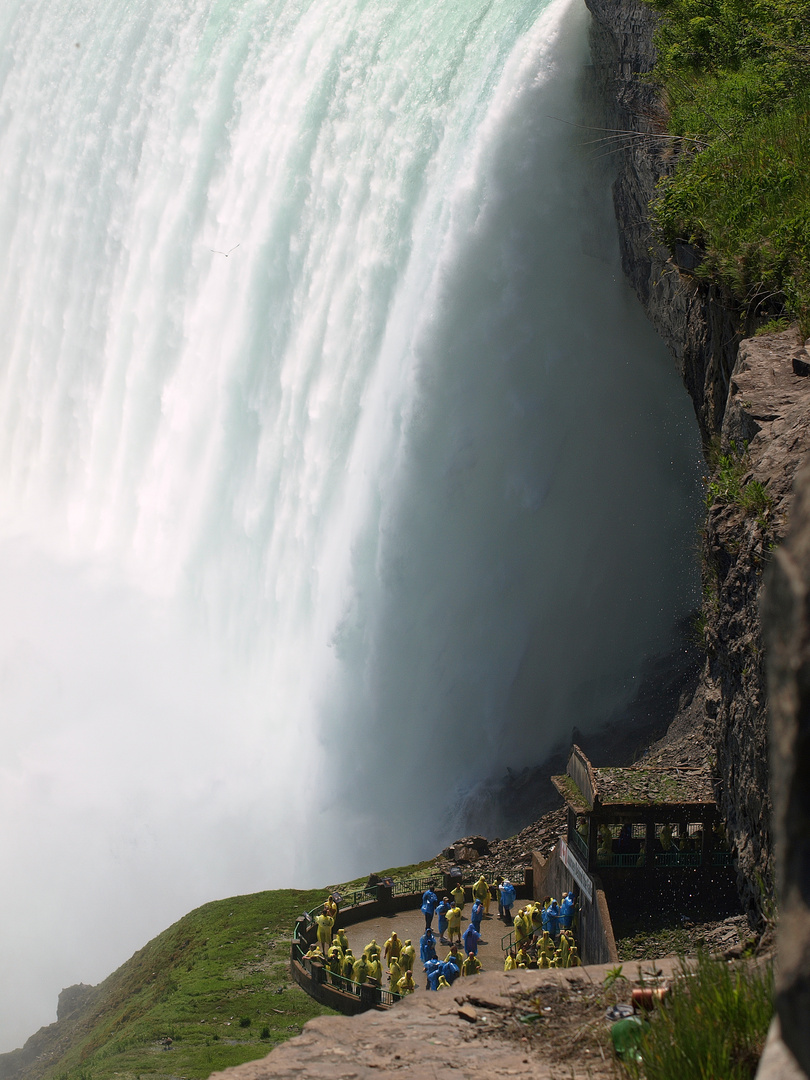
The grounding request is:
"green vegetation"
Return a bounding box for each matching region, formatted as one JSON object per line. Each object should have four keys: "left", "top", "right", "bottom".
{"left": 646, "top": 0, "right": 810, "bottom": 332}
{"left": 704, "top": 440, "right": 774, "bottom": 519}
{"left": 28, "top": 854, "right": 444, "bottom": 1080}
{"left": 43, "top": 888, "right": 333, "bottom": 1080}
{"left": 621, "top": 952, "right": 773, "bottom": 1080}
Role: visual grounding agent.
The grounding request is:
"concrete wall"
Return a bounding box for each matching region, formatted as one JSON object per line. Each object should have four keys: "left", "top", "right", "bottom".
{"left": 532, "top": 848, "right": 618, "bottom": 965}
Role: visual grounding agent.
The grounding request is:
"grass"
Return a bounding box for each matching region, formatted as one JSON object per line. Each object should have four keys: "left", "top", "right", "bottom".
{"left": 43, "top": 889, "right": 333, "bottom": 1080}
{"left": 704, "top": 440, "right": 774, "bottom": 518}
{"left": 620, "top": 952, "right": 773, "bottom": 1080}
{"left": 29, "top": 854, "right": 445, "bottom": 1080}
{"left": 645, "top": 0, "right": 810, "bottom": 332}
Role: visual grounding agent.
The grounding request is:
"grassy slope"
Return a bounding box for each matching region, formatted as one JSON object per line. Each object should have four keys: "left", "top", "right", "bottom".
{"left": 16, "top": 858, "right": 441, "bottom": 1080}
{"left": 42, "top": 888, "right": 331, "bottom": 1080}
{"left": 646, "top": 0, "right": 810, "bottom": 331}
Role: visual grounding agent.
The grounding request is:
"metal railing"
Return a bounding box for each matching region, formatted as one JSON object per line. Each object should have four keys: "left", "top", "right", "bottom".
{"left": 595, "top": 852, "right": 643, "bottom": 868}
{"left": 294, "top": 946, "right": 402, "bottom": 1003}
{"left": 390, "top": 876, "right": 435, "bottom": 897}
{"left": 710, "top": 850, "right": 733, "bottom": 867}
{"left": 570, "top": 828, "right": 588, "bottom": 862}
{"left": 339, "top": 885, "right": 380, "bottom": 908}
{"left": 653, "top": 851, "right": 701, "bottom": 868}
{"left": 500, "top": 909, "right": 575, "bottom": 952}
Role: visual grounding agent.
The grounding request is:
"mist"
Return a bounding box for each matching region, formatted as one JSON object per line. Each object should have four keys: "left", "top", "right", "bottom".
{"left": 0, "top": 0, "right": 700, "bottom": 1050}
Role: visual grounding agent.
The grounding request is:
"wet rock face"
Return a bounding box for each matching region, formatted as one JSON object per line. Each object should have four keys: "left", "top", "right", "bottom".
{"left": 56, "top": 985, "right": 95, "bottom": 1022}
{"left": 584, "top": 0, "right": 741, "bottom": 439}
{"left": 762, "top": 461, "right": 810, "bottom": 1077}
{"left": 584, "top": 0, "right": 810, "bottom": 926}
{"left": 705, "top": 332, "right": 810, "bottom": 919}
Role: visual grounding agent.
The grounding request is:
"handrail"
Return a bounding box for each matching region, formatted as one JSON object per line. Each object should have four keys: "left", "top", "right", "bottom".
{"left": 292, "top": 885, "right": 379, "bottom": 945}
{"left": 570, "top": 828, "right": 588, "bottom": 862}
{"left": 390, "top": 876, "right": 435, "bottom": 897}
{"left": 292, "top": 941, "right": 402, "bottom": 1002}
{"left": 293, "top": 866, "right": 529, "bottom": 939}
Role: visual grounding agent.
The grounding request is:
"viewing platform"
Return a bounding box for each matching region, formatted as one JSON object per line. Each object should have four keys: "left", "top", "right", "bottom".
{"left": 551, "top": 745, "right": 732, "bottom": 873}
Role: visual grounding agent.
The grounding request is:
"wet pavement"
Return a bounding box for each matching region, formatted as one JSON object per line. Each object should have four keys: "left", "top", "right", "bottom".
{"left": 334, "top": 899, "right": 514, "bottom": 990}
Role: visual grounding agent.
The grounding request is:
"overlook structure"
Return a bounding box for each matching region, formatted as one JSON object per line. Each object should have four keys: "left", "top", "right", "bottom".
{"left": 551, "top": 745, "right": 730, "bottom": 874}
{"left": 528, "top": 746, "right": 739, "bottom": 965}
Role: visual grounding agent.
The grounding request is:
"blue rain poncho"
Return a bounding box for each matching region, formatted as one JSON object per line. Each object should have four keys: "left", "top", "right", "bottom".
{"left": 561, "top": 894, "right": 575, "bottom": 929}
{"left": 420, "top": 929, "right": 438, "bottom": 963}
{"left": 441, "top": 958, "right": 461, "bottom": 984}
{"left": 546, "top": 899, "right": 561, "bottom": 935}
{"left": 471, "top": 899, "right": 484, "bottom": 932}
{"left": 424, "top": 959, "right": 441, "bottom": 990}
{"left": 500, "top": 881, "right": 516, "bottom": 910}
{"left": 462, "top": 923, "right": 480, "bottom": 956}
{"left": 421, "top": 888, "right": 439, "bottom": 916}
{"left": 436, "top": 899, "right": 451, "bottom": 937}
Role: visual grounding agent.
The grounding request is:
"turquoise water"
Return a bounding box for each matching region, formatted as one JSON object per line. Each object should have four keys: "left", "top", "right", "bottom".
{"left": 0, "top": 0, "right": 701, "bottom": 1048}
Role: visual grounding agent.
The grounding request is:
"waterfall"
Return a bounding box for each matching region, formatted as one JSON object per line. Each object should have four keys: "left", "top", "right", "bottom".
{"left": 0, "top": 0, "right": 701, "bottom": 1048}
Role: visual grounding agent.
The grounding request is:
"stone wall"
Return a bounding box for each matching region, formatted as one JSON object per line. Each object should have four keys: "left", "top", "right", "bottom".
{"left": 532, "top": 848, "right": 618, "bottom": 966}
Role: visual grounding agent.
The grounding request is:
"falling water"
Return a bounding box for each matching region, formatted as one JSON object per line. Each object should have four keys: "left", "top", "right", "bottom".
{"left": 0, "top": 0, "right": 701, "bottom": 1049}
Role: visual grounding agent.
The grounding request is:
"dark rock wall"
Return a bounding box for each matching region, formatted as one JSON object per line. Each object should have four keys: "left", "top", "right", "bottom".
{"left": 584, "top": 0, "right": 741, "bottom": 439}
{"left": 584, "top": 0, "right": 810, "bottom": 922}
{"left": 763, "top": 461, "right": 810, "bottom": 1076}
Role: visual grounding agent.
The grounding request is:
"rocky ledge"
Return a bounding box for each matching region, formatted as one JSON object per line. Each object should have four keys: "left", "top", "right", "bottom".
{"left": 584, "top": 0, "right": 810, "bottom": 924}
{"left": 208, "top": 958, "right": 683, "bottom": 1080}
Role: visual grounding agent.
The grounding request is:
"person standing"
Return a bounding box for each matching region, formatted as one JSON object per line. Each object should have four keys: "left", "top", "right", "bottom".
{"left": 383, "top": 931, "right": 402, "bottom": 965}
{"left": 399, "top": 939, "right": 415, "bottom": 971}
{"left": 462, "top": 922, "right": 480, "bottom": 956}
{"left": 446, "top": 903, "right": 463, "bottom": 945}
{"left": 494, "top": 875, "right": 505, "bottom": 919}
{"left": 451, "top": 881, "right": 465, "bottom": 912}
{"left": 472, "top": 874, "right": 490, "bottom": 916}
{"left": 436, "top": 896, "right": 451, "bottom": 943}
{"left": 315, "top": 907, "right": 334, "bottom": 954}
{"left": 420, "top": 927, "right": 438, "bottom": 964}
{"left": 470, "top": 897, "right": 484, "bottom": 933}
{"left": 421, "top": 883, "right": 439, "bottom": 929}
{"left": 462, "top": 952, "right": 482, "bottom": 976}
{"left": 500, "top": 879, "right": 516, "bottom": 924}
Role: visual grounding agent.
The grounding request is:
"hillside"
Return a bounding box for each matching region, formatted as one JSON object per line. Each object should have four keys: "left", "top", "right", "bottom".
{"left": 0, "top": 889, "right": 335, "bottom": 1080}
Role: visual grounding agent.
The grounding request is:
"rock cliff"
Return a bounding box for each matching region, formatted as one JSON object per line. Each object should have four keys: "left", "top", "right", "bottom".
{"left": 584, "top": 0, "right": 810, "bottom": 922}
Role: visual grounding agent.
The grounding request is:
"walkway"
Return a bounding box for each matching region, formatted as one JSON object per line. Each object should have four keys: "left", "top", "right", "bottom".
{"left": 336, "top": 901, "right": 511, "bottom": 987}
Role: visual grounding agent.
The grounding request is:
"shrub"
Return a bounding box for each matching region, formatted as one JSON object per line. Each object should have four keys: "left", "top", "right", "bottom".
{"left": 622, "top": 952, "right": 773, "bottom": 1080}
{"left": 646, "top": 0, "right": 810, "bottom": 332}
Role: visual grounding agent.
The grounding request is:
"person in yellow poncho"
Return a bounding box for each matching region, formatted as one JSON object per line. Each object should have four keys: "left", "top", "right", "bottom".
{"left": 366, "top": 954, "right": 382, "bottom": 985}
{"left": 462, "top": 952, "right": 482, "bottom": 976}
{"left": 383, "top": 931, "right": 402, "bottom": 964}
{"left": 472, "top": 874, "right": 491, "bottom": 915}
{"left": 399, "top": 939, "right": 415, "bottom": 971}
{"left": 315, "top": 909, "right": 334, "bottom": 954}
{"left": 388, "top": 956, "right": 402, "bottom": 993}
{"left": 446, "top": 904, "right": 463, "bottom": 944}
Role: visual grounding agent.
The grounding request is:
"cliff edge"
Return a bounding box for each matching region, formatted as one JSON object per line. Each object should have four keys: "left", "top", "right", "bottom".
{"left": 584, "top": 0, "right": 810, "bottom": 922}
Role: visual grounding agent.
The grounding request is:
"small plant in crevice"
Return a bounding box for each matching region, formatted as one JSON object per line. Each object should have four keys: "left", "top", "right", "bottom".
{"left": 705, "top": 440, "right": 775, "bottom": 520}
